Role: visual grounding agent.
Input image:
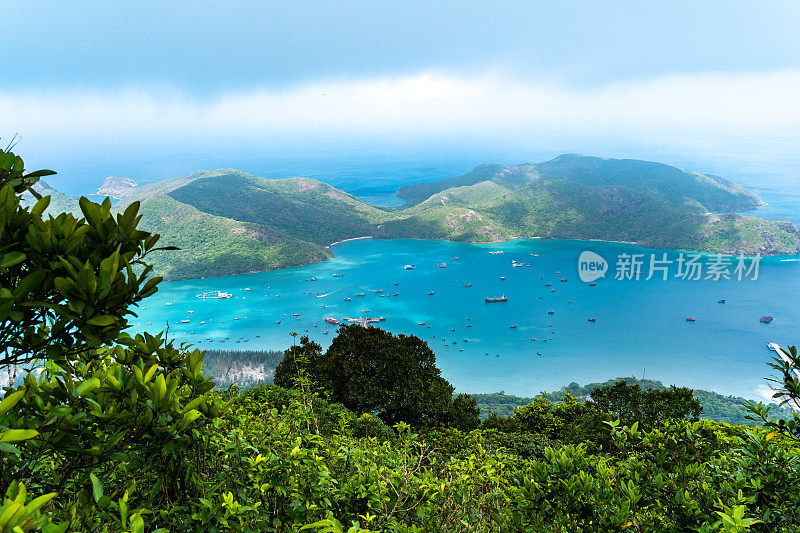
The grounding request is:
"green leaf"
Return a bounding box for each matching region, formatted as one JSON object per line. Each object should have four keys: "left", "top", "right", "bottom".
{"left": 0, "top": 429, "right": 39, "bottom": 443}
{"left": 87, "top": 315, "right": 116, "bottom": 327}
{"left": 0, "top": 251, "right": 25, "bottom": 269}
{"left": 75, "top": 378, "right": 101, "bottom": 396}
{"left": 0, "top": 389, "right": 26, "bottom": 416}
{"left": 89, "top": 473, "right": 103, "bottom": 503}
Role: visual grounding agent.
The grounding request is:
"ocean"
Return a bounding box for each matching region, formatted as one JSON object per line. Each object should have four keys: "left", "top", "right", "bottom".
{"left": 130, "top": 237, "right": 800, "bottom": 400}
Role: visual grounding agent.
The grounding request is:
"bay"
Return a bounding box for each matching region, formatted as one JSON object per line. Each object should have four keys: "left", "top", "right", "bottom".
{"left": 130, "top": 237, "right": 800, "bottom": 401}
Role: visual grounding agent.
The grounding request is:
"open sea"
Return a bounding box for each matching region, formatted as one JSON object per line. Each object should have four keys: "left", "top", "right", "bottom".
{"left": 130, "top": 238, "right": 800, "bottom": 400}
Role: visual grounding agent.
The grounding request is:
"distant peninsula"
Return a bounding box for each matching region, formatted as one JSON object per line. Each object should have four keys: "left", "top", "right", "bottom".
{"left": 38, "top": 155, "right": 800, "bottom": 280}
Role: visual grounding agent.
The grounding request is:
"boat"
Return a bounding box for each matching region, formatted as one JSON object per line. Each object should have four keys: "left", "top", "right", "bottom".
{"left": 419, "top": 322, "right": 425, "bottom": 325}
{"left": 394, "top": 282, "right": 399, "bottom": 285}
{"left": 373, "top": 289, "right": 383, "bottom": 293}
{"left": 510, "top": 324, "right": 517, "bottom": 329}
{"left": 188, "top": 310, "right": 194, "bottom": 314}
{"left": 234, "top": 317, "right": 241, "bottom": 321}
{"left": 165, "top": 303, "right": 172, "bottom": 306}
{"left": 393, "top": 292, "right": 399, "bottom": 296}
{"left": 180, "top": 319, "right": 190, "bottom": 324}
{"left": 361, "top": 309, "right": 369, "bottom": 313}
{"left": 333, "top": 273, "right": 344, "bottom": 277}
{"left": 587, "top": 318, "right": 596, "bottom": 322}
{"left": 199, "top": 321, "right": 206, "bottom": 325}
{"left": 275, "top": 321, "right": 281, "bottom": 324}
{"left": 344, "top": 297, "right": 351, "bottom": 301}
{"left": 545, "top": 283, "right": 552, "bottom": 287}
{"left": 196, "top": 291, "right": 233, "bottom": 299}
{"left": 403, "top": 264, "right": 416, "bottom": 270}
{"left": 589, "top": 282, "right": 597, "bottom": 286}
{"left": 450, "top": 256, "right": 460, "bottom": 260}
{"left": 428, "top": 291, "right": 435, "bottom": 295}
{"left": 499, "top": 276, "right": 506, "bottom": 280}
{"left": 323, "top": 330, "right": 329, "bottom": 334}
{"left": 244, "top": 287, "right": 252, "bottom": 291}
{"left": 560, "top": 278, "right": 568, "bottom": 282}
{"left": 465, "top": 283, "right": 472, "bottom": 287}
{"left": 760, "top": 316, "right": 774, "bottom": 323}
{"left": 547, "top": 310, "right": 554, "bottom": 315}
{"left": 324, "top": 317, "right": 340, "bottom": 325}
{"left": 686, "top": 317, "right": 696, "bottom": 322}
{"left": 718, "top": 299, "right": 726, "bottom": 303}
{"left": 485, "top": 296, "right": 508, "bottom": 303}
{"left": 292, "top": 313, "right": 300, "bottom": 317}
{"left": 489, "top": 251, "right": 504, "bottom": 255}
{"left": 437, "top": 263, "right": 447, "bottom": 268}
{"left": 355, "top": 292, "right": 365, "bottom": 297}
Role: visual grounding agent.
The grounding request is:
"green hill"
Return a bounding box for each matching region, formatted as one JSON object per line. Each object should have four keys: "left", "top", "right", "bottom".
{"left": 39, "top": 155, "right": 800, "bottom": 280}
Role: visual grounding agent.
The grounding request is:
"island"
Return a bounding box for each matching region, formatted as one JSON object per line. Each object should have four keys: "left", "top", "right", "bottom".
{"left": 36, "top": 154, "right": 800, "bottom": 280}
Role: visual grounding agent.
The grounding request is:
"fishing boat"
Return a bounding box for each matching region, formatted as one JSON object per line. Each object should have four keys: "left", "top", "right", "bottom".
{"left": 760, "top": 316, "right": 773, "bottom": 323}
{"left": 485, "top": 296, "right": 508, "bottom": 303}
{"left": 196, "top": 291, "right": 233, "bottom": 299}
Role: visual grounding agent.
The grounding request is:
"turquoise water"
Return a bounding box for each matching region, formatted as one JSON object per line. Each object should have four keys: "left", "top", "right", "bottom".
{"left": 130, "top": 238, "right": 800, "bottom": 400}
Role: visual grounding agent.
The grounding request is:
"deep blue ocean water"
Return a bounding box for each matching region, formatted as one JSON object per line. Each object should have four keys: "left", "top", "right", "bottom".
{"left": 130, "top": 238, "right": 800, "bottom": 400}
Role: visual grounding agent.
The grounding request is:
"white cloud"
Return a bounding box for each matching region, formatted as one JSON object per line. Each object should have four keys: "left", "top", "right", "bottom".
{"left": 3, "top": 70, "right": 800, "bottom": 151}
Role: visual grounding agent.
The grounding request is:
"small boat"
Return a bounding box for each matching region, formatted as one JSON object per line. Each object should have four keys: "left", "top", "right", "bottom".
{"left": 373, "top": 289, "right": 383, "bottom": 293}
{"left": 323, "top": 330, "right": 329, "bottom": 334}
{"left": 344, "top": 297, "right": 351, "bottom": 301}
{"left": 510, "top": 324, "right": 517, "bottom": 329}
{"left": 560, "top": 278, "right": 568, "bottom": 282}
{"left": 718, "top": 299, "right": 726, "bottom": 303}
{"left": 324, "top": 317, "right": 340, "bottom": 325}
{"left": 355, "top": 292, "right": 365, "bottom": 297}
{"left": 589, "top": 282, "right": 597, "bottom": 286}
{"left": 428, "top": 291, "right": 435, "bottom": 295}
{"left": 361, "top": 309, "right": 369, "bottom": 313}
{"left": 393, "top": 292, "right": 399, "bottom": 296}
{"left": 451, "top": 256, "right": 460, "bottom": 260}
{"left": 199, "top": 321, "right": 206, "bottom": 325}
{"left": 165, "top": 303, "right": 172, "bottom": 306}
{"left": 465, "top": 283, "right": 472, "bottom": 287}
{"left": 686, "top": 317, "right": 696, "bottom": 322}
{"left": 489, "top": 251, "right": 504, "bottom": 255}
{"left": 547, "top": 310, "right": 554, "bottom": 315}
{"left": 500, "top": 276, "right": 506, "bottom": 280}
{"left": 275, "top": 321, "right": 281, "bottom": 324}
{"left": 403, "top": 264, "right": 416, "bottom": 270}
{"left": 587, "top": 318, "right": 596, "bottom": 322}
{"left": 545, "top": 283, "right": 552, "bottom": 287}
{"left": 196, "top": 291, "right": 232, "bottom": 299}
{"left": 760, "top": 316, "right": 773, "bottom": 323}
{"left": 188, "top": 310, "right": 194, "bottom": 314}
{"left": 437, "top": 263, "right": 447, "bottom": 268}
{"left": 333, "top": 273, "right": 344, "bottom": 277}
{"left": 234, "top": 317, "right": 241, "bottom": 321}
{"left": 181, "top": 319, "right": 190, "bottom": 324}
{"left": 530, "top": 338, "right": 536, "bottom": 341}
{"left": 418, "top": 321, "right": 426, "bottom": 326}
{"left": 244, "top": 287, "right": 252, "bottom": 291}
{"left": 466, "top": 324, "right": 472, "bottom": 328}
{"left": 449, "top": 328, "right": 455, "bottom": 331}
{"left": 393, "top": 282, "right": 399, "bottom": 286}
{"left": 292, "top": 313, "right": 300, "bottom": 317}
{"left": 485, "top": 296, "right": 508, "bottom": 303}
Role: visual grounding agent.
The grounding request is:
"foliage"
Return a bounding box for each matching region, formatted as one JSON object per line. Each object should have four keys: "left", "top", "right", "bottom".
{"left": 472, "top": 377, "right": 793, "bottom": 425}
{"left": 590, "top": 380, "right": 702, "bottom": 424}
{"left": 274, "top": 325, "right": 459, "bottom": 427}
{"left": 746, "top": 344, "right": 800, "bottom": 443}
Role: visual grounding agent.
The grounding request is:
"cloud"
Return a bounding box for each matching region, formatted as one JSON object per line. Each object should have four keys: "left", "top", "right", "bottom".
{"left": 3, "top": 70, "right": 800, "bottom": 152}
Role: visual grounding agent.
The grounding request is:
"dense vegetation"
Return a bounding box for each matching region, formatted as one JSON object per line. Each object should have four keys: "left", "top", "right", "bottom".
{"left": 3, "top": 148, "right": 800, "bottom": 531}
{"left": 39, "top": 156, "right": 800, "bottom": 280}
{"left": 473, "top": 377, "right": 795, "bottom": 426}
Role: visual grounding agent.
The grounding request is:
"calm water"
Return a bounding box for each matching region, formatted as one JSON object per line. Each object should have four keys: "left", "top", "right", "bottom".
{"left": 130, "top": 238, "right": 800, "bottom": 400}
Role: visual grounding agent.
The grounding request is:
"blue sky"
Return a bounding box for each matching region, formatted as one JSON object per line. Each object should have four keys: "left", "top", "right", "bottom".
{"left": 3, "top": 1, "right": 800, "bottom": 189}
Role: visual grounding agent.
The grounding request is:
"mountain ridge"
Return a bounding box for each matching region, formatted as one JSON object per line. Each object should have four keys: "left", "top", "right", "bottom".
{"left": 37, "top": 154, "right": 800, "bottom": 280}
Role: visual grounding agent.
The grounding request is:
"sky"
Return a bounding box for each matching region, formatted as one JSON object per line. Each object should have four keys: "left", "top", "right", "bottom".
{"left": 3, "top": 1, "right": 800, "bottom": 191}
